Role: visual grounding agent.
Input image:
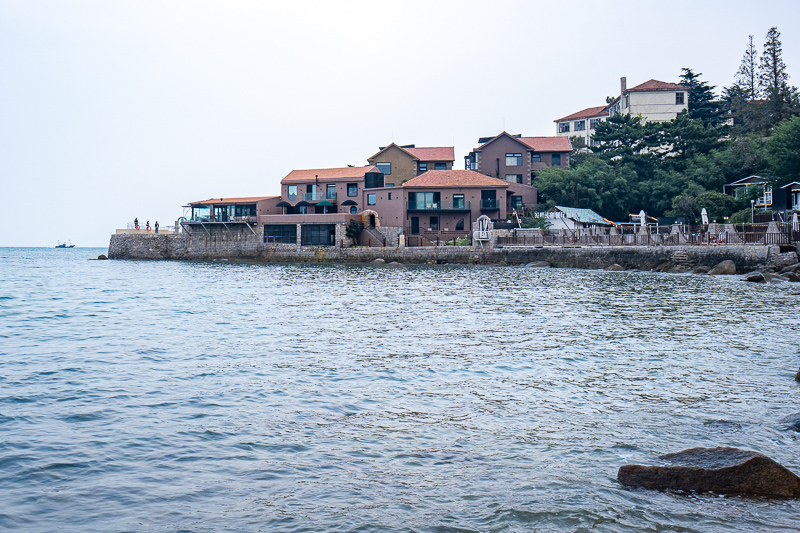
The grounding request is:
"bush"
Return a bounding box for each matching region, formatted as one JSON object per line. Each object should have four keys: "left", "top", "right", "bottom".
{"left": 345, "top": 220, "right": 364, "bottom": 243}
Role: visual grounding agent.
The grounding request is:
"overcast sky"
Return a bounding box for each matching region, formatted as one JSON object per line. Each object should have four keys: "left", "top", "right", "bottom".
{"left": 1, "top": 0, "right": 798, "bottom": 247}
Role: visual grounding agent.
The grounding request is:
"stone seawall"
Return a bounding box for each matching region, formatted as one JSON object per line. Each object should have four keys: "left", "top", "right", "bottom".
{"left": 108, "top": 231, "right": 788, "bottom": 272}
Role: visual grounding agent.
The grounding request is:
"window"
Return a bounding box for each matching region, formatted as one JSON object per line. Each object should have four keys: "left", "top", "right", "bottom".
{"left": 350, "top": 206, "right": 357, "bottom": 214}
{"left": 326, "top": 184, "right": 336, "bottom": 199}
{"left": 264, "top": 224, "right": 297, "bottom": 244}
{"left": 376, "top": 162, "right": 391, "bottom": 175}
{"left": 506, "top": 153, "right": 522, "bottom": 166}
{"left": 455, "top": 218, "right": 464, "bottom": 231}
{"left": 505, "top": 174, "right": 522, "bottom": 183}
{"left": 347, "top": 183, "right": 357, "bottom": 197}
{"left": 301, "top": 224, "right": 336, "bottom": 246}
{"left": 511, "top": 196, "right": 523, "bottom": 209}
{"left": 531, "top": 154, "right": 541, "bottom": 163}
{"left": 625, "top": 95, "right": 630, "bottom": 108}
{"left": 367, "top": 193, "right": 376, "bottom": 205}
{"left": 418, "top": 162, "right": 427, "bottom": 174}
{"left": 385, "top": 183, "right": 395, "bottom": 187}
{"left": 388, "top": 192, "right": 393, "bottom": 200}
{"left": 676, "top": 92, "right": 685, "bottom": 105}
{"left": 574, "top": 120, "right": 585, "bottom": 131}
{"left": 453, "top": 194, "right": 465, "bottom": 209}
{"left": 409, "top": 191, "right": 439, "bottom": 209}
{"left": 434, "top": 162, "right": 446, "bottom": 170}
{"left": 559, "top": 122, "right": 570, "bottom": 133}
{"left": 430, "top": 216, "right": 439, "bottom": 231}
{"left": 590, "top": 118, "right": 601, "bottom": 129}
{"left": 589, "top": 137, "right": 601, "bottom": 146}
{"left": 288, "top": 185, "right": 297, "bottom": 201}
{"left": 298, "top": 205, "right": 308, "bottom": 214}
{"left": 552, "top": 154, "right": 561, "bottom": 166}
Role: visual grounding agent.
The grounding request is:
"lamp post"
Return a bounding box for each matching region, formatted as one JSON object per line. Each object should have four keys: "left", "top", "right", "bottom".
{"left": 751, "top": 199, "right": 755, "bottom": 224}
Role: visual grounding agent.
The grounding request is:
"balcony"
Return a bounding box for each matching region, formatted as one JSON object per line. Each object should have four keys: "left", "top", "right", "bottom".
{"left": 480, "top": 199, "right": 500, "bottom": 210}
{"left": 303, "top": 192, "right": 319, "bottom": 201}
{"left": 406, "top": 200, "right": 472, "bottom": 212}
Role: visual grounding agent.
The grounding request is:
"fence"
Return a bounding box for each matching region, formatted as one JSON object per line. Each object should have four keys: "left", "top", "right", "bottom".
{"left": 404, "top": 227, "right": 472, "bottom": 247}
{"left": 496, "top": 223, "right": 799, "bottom": 247}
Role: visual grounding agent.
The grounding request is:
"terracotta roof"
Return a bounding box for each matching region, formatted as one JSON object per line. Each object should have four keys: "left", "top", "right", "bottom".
{"left": 403, "top": 170, "right": 509, "bottom": 188}
{"left": 281, "top": 165, "right": 380, "bottom": 182}
{"left": 554, "top": 106, "right": 609, "bottom": 122}
{"left": 626, "top": 79, "right": 688, "bottom": 93}
{"left": 188, "top": 196, "right": 277, "bottom": 206}
{"left": 404, "top": 146, "right": 455, "bottom": 161}
{"left": 518, "top": 136, "right": 573, "bottom": 152}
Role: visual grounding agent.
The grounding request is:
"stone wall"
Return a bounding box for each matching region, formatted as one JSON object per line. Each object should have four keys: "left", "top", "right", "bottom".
{"left": 108, "top": 227, "right": 788, "bottom": 273}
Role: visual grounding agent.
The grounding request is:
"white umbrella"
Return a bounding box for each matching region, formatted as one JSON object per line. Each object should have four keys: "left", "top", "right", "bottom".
{"left": 701, "top": 208, "right": 709, "bottom": 225}
{"left": 793, "top": 212, "right": 799, "bottom": 232}
{"left": 638, "top": 210, "right": 646, "bottom": 226}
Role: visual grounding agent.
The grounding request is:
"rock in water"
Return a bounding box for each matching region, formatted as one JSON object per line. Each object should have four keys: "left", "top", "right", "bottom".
{"left": 604, "top": 264, "right": 625, "bottom": 271}
{"left": 742, "top": 271, "right": 766, "bottom": 283}
{"left": 618, "top": 447, "right": 800, "bottom": 497}
{"left": 692, "top": 265, "right": 711, "bottom": 274}
{"left": 97, "top": 254, "right": 108, "bottom": 260}
{"left": 708, "top": 260, "right": 736, "bottom": 275}
{"left": 525, "top": 261, "right": 551, "bottom": 268}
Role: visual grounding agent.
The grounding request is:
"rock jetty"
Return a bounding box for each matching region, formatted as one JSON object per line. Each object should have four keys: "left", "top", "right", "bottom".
{"left": 618, "top": 447, "right": 800, "bottom": 497}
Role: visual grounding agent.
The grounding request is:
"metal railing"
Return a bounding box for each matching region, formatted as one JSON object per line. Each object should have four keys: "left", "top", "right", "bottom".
{"left": 480, "top": 199, "right": 500, "bottom": 210}
{"left": 406, "top": 200, "right": 471, "bottom": 211}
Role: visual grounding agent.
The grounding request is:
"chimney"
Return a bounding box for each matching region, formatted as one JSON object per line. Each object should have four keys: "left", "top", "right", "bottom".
{"left": 620, "top": 77, "right": 627, "bottom": 94}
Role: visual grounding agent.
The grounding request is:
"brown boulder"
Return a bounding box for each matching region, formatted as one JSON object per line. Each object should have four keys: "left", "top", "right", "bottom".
{"left": 708, "top": 260, "right": 736, "bottom": 275}
{"left": 618, "top": 447, "right": 800, "bottom": 497}
{"left": 604, "top": 264, "right": 625, "bottom": 271}
{"left": 97, "top": 254, "right": 108, "bottom": 260}
{"left": 693, "top": 265, "right": 711, "bottom": 274}
{"left": 742, "top": 271, "right": 766, "bottom": 283}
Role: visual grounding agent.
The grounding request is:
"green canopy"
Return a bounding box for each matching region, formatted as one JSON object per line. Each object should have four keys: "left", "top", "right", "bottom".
{"left": 317, "top": 200, "right": 334, "bottom": 206}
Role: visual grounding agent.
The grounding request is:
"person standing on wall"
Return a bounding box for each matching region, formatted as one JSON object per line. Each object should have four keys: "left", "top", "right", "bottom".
{"left": 154, "top": 221, "right": 159, "bottom": 234}
{"left": 134, "top": 217, "right": 139, "bottom": 230}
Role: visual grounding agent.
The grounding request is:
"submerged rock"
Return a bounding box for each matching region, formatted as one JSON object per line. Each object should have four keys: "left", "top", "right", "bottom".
{"left": 618, "top": 447, "right": 800, "bottom": 497}
{"left": 708, "top": 260, "right": 736, "bottom": 275}
{"left": 604, "top": 264, "right": 625, "bottom": 271}
{"left": 668, "top": 264, "right": 692, "bottom": 273}
{"left": 97, "top": 254, "right": 108, "bottom": 260}
{"left": 372, "top": 258, "right": 386, "bottom": 264}
{"left": 786, "top": 272, "right": 800, "bottom": 282}
{"left": 693, "top": 265, "right": 711, "bottom": 274}
{"left": 779, "top": 262, "right": 800, "bottom": 274}
{"left": 742, "top": 271, "right": 766, "bottom": 283}
{"left": 780, "top": 413, "right": 800, "bottom": 431}
{"left": 525, "top": 261, "right": 551, "bottom": 268}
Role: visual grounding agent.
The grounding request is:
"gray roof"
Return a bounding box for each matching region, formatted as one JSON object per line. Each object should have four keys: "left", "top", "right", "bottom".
{"left": 550, "top": 206, "right": 612, "bottom": 225}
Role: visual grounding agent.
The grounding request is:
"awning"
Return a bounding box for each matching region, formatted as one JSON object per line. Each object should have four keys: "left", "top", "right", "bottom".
{"left": 341, "top": 200, "right": 358, "bottom": 206}
{"left": 295, "top": 201, "right": 311, "bottom": 206}
{"left": 276, "top": 201, "right": 291, "bottom": 207}
{"left": 317, "top": 200, "right": 333, "bottom": 207}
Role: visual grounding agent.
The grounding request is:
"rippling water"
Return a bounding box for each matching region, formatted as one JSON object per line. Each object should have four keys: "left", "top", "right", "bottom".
{"left": 2, "top": 247, "right": 800, "bottom": 532}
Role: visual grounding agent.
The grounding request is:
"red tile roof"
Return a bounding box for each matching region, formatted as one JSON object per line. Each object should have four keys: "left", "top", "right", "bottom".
{"left": 282, "top": 166, "right": 380, "bottom": 182}
{"left": 626, "top": 79, "right": 688, "bottom": 93}
{"left": 403, "top": 170, "right": 509, "bottom": 188}
{"left": 554, "top": 106, "right": 609, "bottom": 122}
{"left": 188, "top": 196, "right": 277, "bottom": 206}
{"left": 517, "top": 136, "right": 573, "bottom": 152}
{"left": 404, "top": 146, "right": 455, "bottom": 161}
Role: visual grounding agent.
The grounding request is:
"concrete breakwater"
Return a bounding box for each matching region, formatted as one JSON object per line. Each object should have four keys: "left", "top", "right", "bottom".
{"left": 107, "top": 231, "right": 792, "bottom": 272}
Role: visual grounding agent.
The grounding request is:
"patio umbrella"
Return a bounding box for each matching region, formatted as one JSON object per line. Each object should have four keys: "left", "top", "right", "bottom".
{"left": 793, "top": 212, "right": 799, "bottom": 232}
{"left": 701, "top": 208, "right": 709, "bottom": 225}
{"left": 317, "top": 200, "right": 333, "bottom": 214}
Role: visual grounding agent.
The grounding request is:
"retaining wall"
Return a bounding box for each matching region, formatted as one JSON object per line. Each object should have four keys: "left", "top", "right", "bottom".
{"left": 107, "top": 229, "right": 792, "bottom": 272}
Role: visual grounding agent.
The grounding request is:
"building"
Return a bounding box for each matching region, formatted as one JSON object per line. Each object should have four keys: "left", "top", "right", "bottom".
{"left": 463, "top": 132, "right": 571, "bottom": 210}
{"left": 722, "top": 175, "right": 771, "bottom": 208}
{"left": 545, "top": 206, "right": 614, "bottom": 230}
{"left": 774, "top": 182, "right": 800, "bottom": 212}
{"left": 367, "top": 143, "right": 455, "bottom": 187}
{"left": 554, "top": 106, "right": 609, "bottom": 147}
{"left": 185, "top": 196, "right": 280, "bottom": 223}
{"left": 554, "top": 77, "right": 690, "bottom": 143}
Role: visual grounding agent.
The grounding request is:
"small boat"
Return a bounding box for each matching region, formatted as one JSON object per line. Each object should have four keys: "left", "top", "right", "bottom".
{"left": 55, "top": 241, "right": 75, "bottom": 248}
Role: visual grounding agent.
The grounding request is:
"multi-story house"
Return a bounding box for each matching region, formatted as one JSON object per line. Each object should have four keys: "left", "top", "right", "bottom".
{"left": 554, "top": 106, "right": 609, "bottom": 147}
{"left": 464, "top": 132, "right": 572, "bottom": 210}
{"left": 555, "top": 77, "right": 690, "bottom": 143}
{"left": 367, "top": 143, "right": 455, "bottom": 187}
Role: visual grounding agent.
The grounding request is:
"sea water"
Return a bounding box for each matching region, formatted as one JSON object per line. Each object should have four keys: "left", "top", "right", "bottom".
{"left": 1, "top": 247, "right": 799, "bottom": 532}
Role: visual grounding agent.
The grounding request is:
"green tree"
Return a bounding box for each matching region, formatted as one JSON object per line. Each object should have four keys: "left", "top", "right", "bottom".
{"left": 759, "top": 27, "right": 800, "bottom": 128}
{"left": 765, "top": 115, "right": 800, "bottom": 182}
{"left": 679, "top": 68, "right": 721, "bottom": 126}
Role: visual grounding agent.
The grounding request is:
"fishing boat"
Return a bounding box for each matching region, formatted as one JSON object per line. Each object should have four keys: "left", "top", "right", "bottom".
{"left": 55, "top": 241, "right": 75, "bottom": 248}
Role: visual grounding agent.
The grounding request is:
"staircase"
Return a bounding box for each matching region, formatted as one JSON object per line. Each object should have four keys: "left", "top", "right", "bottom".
{"left": 362, "top": 227, "right": 388, "bottom": 247}
{"left": 671, "top": 248, "right": 694, "bottom": 268}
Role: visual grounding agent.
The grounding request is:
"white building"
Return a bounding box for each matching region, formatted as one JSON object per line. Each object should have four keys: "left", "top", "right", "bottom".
{"left": 545, "top": 206, "right": 614, "bottom": 230}
{"left": 555, "top": 77, "right": 690, "bottom": 142}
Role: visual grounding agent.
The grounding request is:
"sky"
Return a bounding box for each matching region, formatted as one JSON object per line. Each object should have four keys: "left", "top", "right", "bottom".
{"left": 1, "top": 0, "right": 799, "bottom": 247}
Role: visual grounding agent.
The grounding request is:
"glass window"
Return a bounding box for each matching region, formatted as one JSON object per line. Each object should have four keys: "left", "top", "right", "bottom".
{"left": 347, "top": 183, "right": 357, "bottom": 197}
{"left": 386, "top": 183, "right": 395, "bottom": 187}
{"left": 511, "top": 196, "right": 523, "bottom": 209}
{"left": 376, "top": 162, "right": 391, "bottom": 175}
{"left": 589, "top": 118, "right": 601, "bottom": 129}
{"left": 676, "top": 92, "right": 685, "bottom": 105}
{"left": 298, "top": 205, "right": 308, "bottom": 214}
{"left": 505, "top": 153, "right": 522, "bottom": 166}
{"left": 574, "top": 120, "right": 585, "bottom": 131}
{"left": 453, "top": 194, "right": 465, "bottom": 209}
{"left": 191, "top": 206, "right": 210, "bottom": 222}
{"left": 559, "top": 123, "right": 570, "bottom": 133}
{"left": 409, "top": 192, "right": 439, "bottom": 209}
{"left": 434, "top": 163, "right": 446, "bottom": 170}
{"left": 625, "top": 95, "right": 630, "bottom": 107}
{"left": 350, "top": 206, "right": 357, "bottom": 214}
{"left": 367, "top": 193, "right": 376, "bottom": 205}
{"left": 505, "top": 174, "right": 522, "bottom": 183}
{"left": 418, "top": 162, "right": 427, "bottom": 173}
{"left": 531, "top": 154, "right": 541, "bottom": 163}
{"left": 455, "top": 218, "right": 464, "bottom": 231}
{"left": 288, "top": 185, "right": 297, "bottom": 201}
{"left": 264, "top": 224, "right": 296, "bottom": 244}
{"left": 429, "top": 216, "right": 439, "bottom": 231}
{"left": 301, "top": 224, "right": 336, "bottom": 246}
{"left": 552, "top": 154, "right": 561, "bottom": 166}
{"left": 388, "top": 192, "right": 393, "bottom": 200}
{"left": 326, "top": 184, "right": 336, "bottom": 199}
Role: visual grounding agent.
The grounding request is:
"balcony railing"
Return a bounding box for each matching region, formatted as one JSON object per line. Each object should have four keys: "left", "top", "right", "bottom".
{"left": 480, "top": 199, "right": 500, "bottom": 210}
{"left": 407, "top": 200, "right": 471, "bottom": 211}
{"left": 303, "top": 192, "right": 318, "bottom": 201}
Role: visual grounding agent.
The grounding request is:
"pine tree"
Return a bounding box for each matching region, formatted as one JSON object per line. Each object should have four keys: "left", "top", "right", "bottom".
{"left": 736, "top": 35, "right": 760, "bottom": 101}
{"left": 759, "top": 27, "right": 800, "bottom": 128}
{"left": 679, "top": 68, "right": 721, "bottom": 126}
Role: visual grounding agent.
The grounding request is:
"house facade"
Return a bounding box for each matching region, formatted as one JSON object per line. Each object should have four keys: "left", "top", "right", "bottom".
{"left": 722, "top": 175, "right": 771, "bottom": 208}
{"left": 464, "top": 132, "right": 571, "bottom": 209}
{"left": 367, "top": 143, "right": 455, "bottom": 187}
{"left": 554, "top": 106, "right": 609, "bottom": 147}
